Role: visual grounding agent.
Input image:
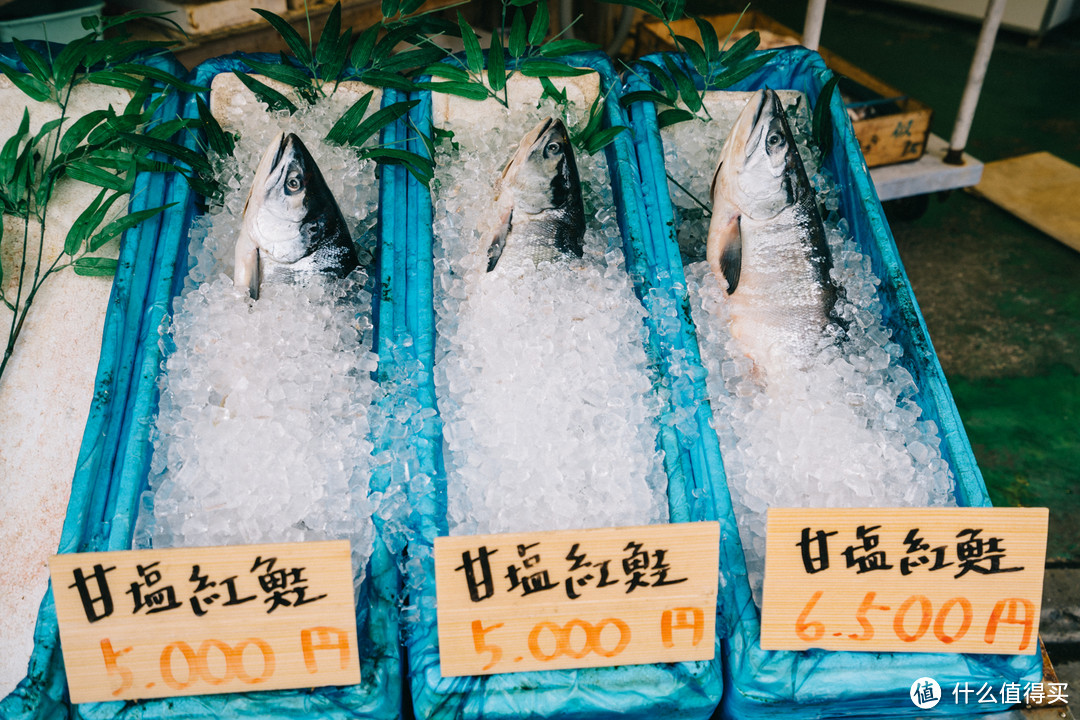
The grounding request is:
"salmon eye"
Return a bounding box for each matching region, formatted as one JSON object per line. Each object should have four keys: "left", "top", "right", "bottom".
{"left": 286, "top": 177, "right": 302, "bottom": 192}
{"left": 546, "top": 141, "right": 561, "bottom": 155}
{"left": 767, "top": 133, "right": 783, "bottom": 147}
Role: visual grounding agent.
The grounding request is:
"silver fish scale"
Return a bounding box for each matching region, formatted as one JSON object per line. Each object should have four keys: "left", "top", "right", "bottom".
{"left": 726, "top": 202, "right": 834, "bottom": 370}
{"left": 491, "top": 212, "right": 574, "bottom": 271}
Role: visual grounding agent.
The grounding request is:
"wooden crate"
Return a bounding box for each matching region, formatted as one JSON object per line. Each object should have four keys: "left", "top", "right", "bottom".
{"left": 636, "top": 12, "right": 934, "bottom": 168}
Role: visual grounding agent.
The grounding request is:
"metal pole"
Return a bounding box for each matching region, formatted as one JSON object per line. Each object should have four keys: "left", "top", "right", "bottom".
{"left": 945, "top": 0, "right": 1007, "bottom": 165}
{"left": 802, "top": 0, "right": 828, "bottom": 51}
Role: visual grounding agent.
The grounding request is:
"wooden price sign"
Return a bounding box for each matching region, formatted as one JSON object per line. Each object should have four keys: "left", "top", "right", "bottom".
{"left": 434, "top": 522, "right": 719, "bottom": 677}
{"left": 50, "top": 540, "right": 361, "bottom": 704}
{"left": 761, "top": 508, "right": 1048, "bottom": 655}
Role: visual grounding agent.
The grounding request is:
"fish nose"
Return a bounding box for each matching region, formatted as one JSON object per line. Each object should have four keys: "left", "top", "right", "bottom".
{"left": 751, "top": 89, "right": 769, "bottom": 127}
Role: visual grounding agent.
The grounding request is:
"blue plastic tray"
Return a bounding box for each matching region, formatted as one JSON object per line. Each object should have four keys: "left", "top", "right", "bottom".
{"left": 621, "top": 48, "right": 1043, "bottom": 719}
{"left": 399, "top": 51, "right": 726, "bottom": 720}
{"left": 0, "top": 53, "right": 403, "bottom": 720}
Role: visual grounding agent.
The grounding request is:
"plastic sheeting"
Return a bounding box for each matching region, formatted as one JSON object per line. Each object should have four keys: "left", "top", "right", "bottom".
{"left": 0, "top": 53, "right": 403, "bottom": 720}
{"left": 400, "top": 51, "right": 727, "bottom": 720}
{"left": 622, "top": 48, "right": 1043, "bottom": 719}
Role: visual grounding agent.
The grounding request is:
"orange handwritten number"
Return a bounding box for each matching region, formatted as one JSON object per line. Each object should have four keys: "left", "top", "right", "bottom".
{"left": 99, "top": 639, "right": 134, "bottom": 696}
{"left": 933, "top": 597, "right": 973, "bottom": 644}
{"left": 471, "top": 620, "right": 504, "bottom": 671}
{"left": 795, "top": 591, "right": 825, "bottom": 641}
{"left": 893, "top": 595, "right": 932, "bottom": 642}
{"left": 852, "top": 592, "right": 890, "bottom": 641}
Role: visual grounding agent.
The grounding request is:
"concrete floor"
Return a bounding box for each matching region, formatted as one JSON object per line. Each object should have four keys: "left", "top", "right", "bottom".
{"left": 728, "top": 0, "right": 1080, "bottom": 695}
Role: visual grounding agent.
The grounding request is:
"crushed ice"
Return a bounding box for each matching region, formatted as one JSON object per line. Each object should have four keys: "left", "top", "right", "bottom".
{"left": 432, "top": 96, "right": 669, "bottom": 535}
{"left": 134, "top": 92, "right": 384, "bottom": 592}
{"left": 663, "top": 93, "right": 955, "bottom": 602}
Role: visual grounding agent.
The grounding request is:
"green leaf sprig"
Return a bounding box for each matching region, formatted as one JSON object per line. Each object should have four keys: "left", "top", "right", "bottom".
{"left": 609, "top": 4, "right": 774, "bottom": 129}
{"left": 227, "top": 3, "right": 437, "bottom": 186}
{"left": 412, "top": 1, "right": 599, "bottom": 111}
{"left": 0, "top": 15, "right": 206, "bottom": 385}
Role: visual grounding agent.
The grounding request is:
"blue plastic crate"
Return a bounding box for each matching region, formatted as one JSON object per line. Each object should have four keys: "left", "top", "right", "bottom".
{"left": 1, "top": 53, "right": 404, "bottom": 720}
{"left": 398, "top": 50, "right": 727, "bottom": 720}
{"left": 621, "top": 48, "right": 1043, "bottom": 719}
{"left": 0, "top": 47, "right": 191, "bottom": 720}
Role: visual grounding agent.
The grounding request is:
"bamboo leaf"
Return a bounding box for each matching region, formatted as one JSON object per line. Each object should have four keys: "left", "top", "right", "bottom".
{"left": 60, "top": 109, "right": 113, "bottom": 154}
{"left": 720, "top": 31, "right": 760, "bottom": 67}
{"left": 97, "top": 40, "right": 173, "bottom": 66}
{"left": 252, "top": 8, "right": 312, "bottom": 66}
{"left": 509, "top": 9, "right": 527, "bottom": 58}
{"left": 382, "top": 0, "right": 401, "bottom": 19}
{"left": 13, "top": 40, "right": 51, "bottom": 85}
{"left": 316, "top": 2, "right": 342, "bottom": 66}
{"left": 373, "top": 24, "right": 425, "bottom": 63}
{"left": 146, "top": 118, "right": 198, "bottom": 141}
{"left": 663, "top": 55, "right": 700, "bottom": 112}
{"left": 362, "top": 148, "right": 433, "bottom": 184}
{"left": 0, "top": 62, "right": 51, "bottom": 101}
{"left": 196, "top": 96, "right": 235, "bottom": 156}
{"left": 83, "top": 70, "right": 146, "bottom": 92}
{"left": 597, "top": 0, "right": 662, "bottom": 18}
{"left": 579, "top": 96, "right": 604, "bottom": 139}
{"left": 539, "top": 76, "right": 568, "bottom": 105}
{"left": 422, "top": 62, "right": 469, "bottom": 81}
{"left": 528, "top": 1, "right": 549, "bottom": 46}
{"left": 539, "top": 39, "right": 600, "bottom": 57}
{"left": 666, "top": 0, "right": 686, "bottom": 22}
{"left": 378, "top": 47, "right": 445, "bottom": 73}
{"left": 638, "top": 58, "right": 676, "bottom": 100}
{"left": 813, "top": 73, "right": 841, "bottom": 160}
{"left": 401, "top": 0, "right": 426, "bottom": 14}
{"left": 416, "top": 123, "right": 436, "bottom": 160}
{"left": 487, "top": 30, "right": 505, "bottom": 94}
{"left": 694, "top": 16, "right": 719, "bottom": 61}
{"left": 519, "top": 60, "right": 592, "bottom": 78}
{"left": 709, "top": 51, "right": 774, "bottom": 89}
{"left": 675, "top": 34, "right": 709, "bottom": 78}
{"left": 0, "top": 110, "right": 31, "bottom": 179}
{"left": 66, "top": 162, "right": 131, "bottom": 191}
{"left": 52, "top": 35, "right": 93, "bottom": 89}
{"left": 415, "top": 80, "right": 490, "bottom": 100}
{"left": 88, "top": 203, "right": 174, "bottom": 252}
{"left": 347, "top": 99, "right": 419, "bottom": 147}
{"left": 233, "top": 71, "right": 298, "bottom": 113}
{"left": 584, "top": 125, "right": 625, "bottom": 155}
{"left": 619, "top": 89, "right": 673, "bottom": 109}
{"left": 360, "top": 69, "right": 415, "bottom": 91}
{"left": 112, "top": 63, "right": 208, "bottom": 92}
{"left": 31, "top": 118, "right": 66, "bottom": 150}
{"left": 351, "top": 23, "right": 380, "bottom": 69}
{"left": 325, "top": 90, "right": 374, "bottom": 146}
{"left": 73, "top": 257, "right": 118, "bottom": 276}
{"left": 65, "top": 188, "right": 113, "bottom": 255}
{"left": 458, "top": 12, "right": 483, "bottom": 74}
{"left": 657, "top": 108, "right": 696, "bottom": 128}
{"left": 242, "top": 59, "right": 312, "bottom": 89}
{"left": 118, "top": 132, "right": 211, "bottom": 176}
{"left": 321, "top": 27, "right": 352, "bottom": 82}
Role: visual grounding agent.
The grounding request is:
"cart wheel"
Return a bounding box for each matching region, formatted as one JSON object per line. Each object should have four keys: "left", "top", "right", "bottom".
{"left": 884, "top": 194, "right": 930, "bottom": 221}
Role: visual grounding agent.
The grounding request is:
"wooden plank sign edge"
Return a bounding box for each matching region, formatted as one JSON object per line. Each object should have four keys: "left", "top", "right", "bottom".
{"left": 761, "top": 507, "right": 1048, "bottom": 656}
{"left": 434, "top": 522, "right": 720, "bottom": 677}
{"left": 50, "top": 539, "right": 361, "bottom": 704}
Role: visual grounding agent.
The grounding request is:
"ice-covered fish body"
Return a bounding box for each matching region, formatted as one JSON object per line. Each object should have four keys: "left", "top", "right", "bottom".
{"left": 707, "top": 89, "right": 837, "bottom": 376}
{"left": 234, "top": 132, "right": 357, "bottom": 299}
{"left": 485, "top": 117, "right": 586, "bottom": 272}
